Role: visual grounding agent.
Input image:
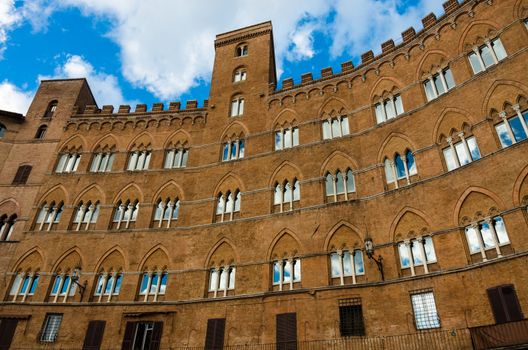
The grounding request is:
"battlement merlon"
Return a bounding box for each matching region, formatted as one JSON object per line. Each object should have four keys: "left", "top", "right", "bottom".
{"left": 71, "top": 99, "right": 208, "bottom": 117}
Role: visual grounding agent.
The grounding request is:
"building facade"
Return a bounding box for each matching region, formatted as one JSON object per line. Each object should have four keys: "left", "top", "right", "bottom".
{"left": 0, "top": 0, "right": 528, "bottom": 349}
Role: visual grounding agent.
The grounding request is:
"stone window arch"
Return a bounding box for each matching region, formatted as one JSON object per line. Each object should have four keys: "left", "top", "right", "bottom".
{"left": 215, "top": 190, "right": 241, "bottom": 223}
{"left": 273, "top": 178, "right": 300, "bottom": 213}
{"left": 35, "top": 201, "right": 64, "bottom": 231}
{"left": 384, "top": 149, "right": 418, "bottom": 189}
{"left": 111, "top": 199, "right": 139, "bottom": 230}
{"left": 325, "top": 168, "right": 355, "bottom": 203}
{"left": 70, "top": 200, "right": 100, "bottom": 231}
{"left": 235, "top": 43, "right": 248, "bottom": 57}
{"left": 153, "top": 197, "right": 180, "bottom": 228}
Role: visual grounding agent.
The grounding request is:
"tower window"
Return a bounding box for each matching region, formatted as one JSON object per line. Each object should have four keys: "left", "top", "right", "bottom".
{"left": 235, "top": 44, "right": 248, "bottom": 57}
{"left": 44, "top": 101, "right": 58, "bottom": 119}
{"left": 233, "top": 68, "right": 247, "bottom": 82}
{"left": 35, "top": 125, "right": 47, "bottom": 139}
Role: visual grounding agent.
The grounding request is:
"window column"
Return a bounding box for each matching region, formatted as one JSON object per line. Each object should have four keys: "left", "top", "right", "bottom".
{"left": 47, "top": 206, "right": 59, "bottom": 231}
{"left": 158, "top": 202, "right": 166, "bottom": 228}
{"left": 332, "top": 175, "right": 338, "bottom": 202}
{"left": 221, "top": 267, "right": 229, "bottom": 297}
{"left": 107, "top": 272, "right": 118, "bottom": 302}
{"left": 418, "top": 239, "right": 429, "bottom": 274}
{"left": 446, "top": 137, "right": 461, "bottom": 168}
{"left": 153, "top": 271, "right": 162, "bottom": 302}
{"left": 166, "top": 201, "right": 174, "bottom": 228}
{"left": 11, "top": 275, "right": 24, "bottom": 302}
{"left": 499, "top": 111, "right": 516, "bottom": 144}
{"left": 98, "top": 273, "right": 108, "bottom": 303}
{"left": 350, "top": 251, "right": 357, "bottom": 285}
{"left": 21, "top": 273, "right": 35, "bottom": 302}
{"left": 278, "top": 185, "right": 284, "bottom": 213}
{"left": 473, "top": 223, "right": 488, "bottom": 261}
{"left": 513, "top": 104, "right": 528, "bottom": 136}
{"left": 62, "top": 276, "right": 73, "bottom": 303}
{"left": 336, "top": 250, "right": 345, "bottom": 285}
{"left": 75, "top": 205, "right": 86, "bottom": 231}
{"left": 116, "top": 204, "right": 125, "bottom": 229}
{"left": 125, "top": 203, "right": 134, "bottom": 229}
{"left": 390, "top": 161, "right": 399, "bottom": 189}
{"left": 38, "top": 205, "right": 49, "bottom": 231}
{"left": 472, "top": 46, "right": 486, "bottom": 71}
{"left": 401, "top": 155, "right": 411, "bottom": 185}
{"left": 389, "top": 96, "right": 397, "bottom": 120}
{"left": 143, "top": 272, "right": 153, "bottom": 302}
{"left": 485, "top": 218, "right": 502, "bottom": 258}
{"left": 405, "top": 240, "right": 416, "bottom": 276}
{"left": 84, "top": 204, "right": 95, "bottom": 230}
{"left": 343, "top": 173, "right": 349, "bottom": 201}
{"left": 437, "top": 69, "right": 449, "bottom": 93}
{"left": 53, "top": 274, "right": 65, "bottom": 303}
{"left": 278, "top": 260, "right": 284, "bottom": 291}
{"left": 287, "top": 258, "right": 294, "bottom": 290}
{"left": 458, "top": 132, "right": 472, "bottom": 161}
{"left": 484, "top": 39, "right": 499, "bottom": 64}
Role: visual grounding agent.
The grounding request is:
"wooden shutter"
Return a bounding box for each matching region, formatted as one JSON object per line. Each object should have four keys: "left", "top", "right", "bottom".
{"left": 121, "top": 322, "right": 136, "bottom": 350}
{"left": 276, "top": 313, "right": 297, "bottom": 350}
{"left": 82, "top": 320, "right": 106, "bottom": 350}
{"left": 501, "top": 285, "right": 523, "bottom": 322}
{"left": 12, "top": 165, "right": 31, "bottom": 185}
{"left": 149, "top": 321, "right": 164, "bottom": 350}
{"left": 205, "top": 318, "right": 226, "bottom": 350}
{"left": 0, "top": 319, "right": 18, "bottom": 350}
{"left": 488, "top": 285, "right": 523, "bottom": 324}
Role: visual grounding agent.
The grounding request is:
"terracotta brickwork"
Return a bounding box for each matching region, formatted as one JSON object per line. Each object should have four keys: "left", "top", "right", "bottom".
{"left": 1, "top": 0, "right": 528, "bottom": 348}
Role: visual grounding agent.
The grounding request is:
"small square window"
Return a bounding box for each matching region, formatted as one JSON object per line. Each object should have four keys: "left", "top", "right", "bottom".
{"left": 339, "top": 298, "right": 365, "bottom": 336}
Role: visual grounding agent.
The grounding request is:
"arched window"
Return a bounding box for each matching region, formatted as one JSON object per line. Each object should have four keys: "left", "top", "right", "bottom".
{"left": 71, "top": 201, "right": 100, "bottom": 231}
{"left": 442, "top": 132, "right": 481, "bottom": 171}
{"left": 273, "top": 179, "right": 300, "bottom": 213}
{"left": 138, "top": 271, "right": 168, "bottom": 302}
{"left": 112, "top": 199, "right": 139, "bottom": 230}
{"left": 465, "top": 216, "right": 510, "bottom": 262}
{"left": 215, "top": 190, "right": 241, "bottom": 222}
{"left": 164, "top": 147, "right": 188, "bottom": 169}
{"left": 322, "top": 116, "right": 349, "bottom": 140}
{"left": 222, "top": 138, "right": 245, "bottom": 161}
{"left": 325, "top": 169, "right": 355, "bottom": 202}
{"left": 384, "top": 150, "right": 418, "bottom": 188}
{"left": 209, "top": 266, "right": 236, "bottom": 297}
{"left": 49, "top": 270, "right": 78, "bottom": 303}
{"left": 275, "top": 126, "right": 299, "bottom": 150}
{"left": 35, "top": 201, "right": 64, "bottom": 231}
{"left": 93, "top": 271, "right": 123, "bottom": 302}
{"left": 495, "top": 105, "right": 528, "bottom": 148}
{"left": 468, "top": 37, "right": 507, "bottom": 74}
{"left": 330, "top": 249, "right": 365, "bottom": 285}
{"left": 9, "top": 271, "right": 39, "bottom": 302}
{"left": 154, "top": 197, "right": 180, "bottom": 228}
{"left": 0, "top": 214, "right": 17, "bottom": 241}
{"left": 272, "top": 257, "right": 301, "bottom": 291}
{"left": 423, "top": 67, "right": 456, "bottom": 101}
{"left": 44, "top": 100, "right": 58, "bottom": 119}
{"left": 233, "top": 68, "right": 247, "bottom": 82}
{"left": 55, "top": 152, "right": 81, "bottom": 173}
{"left": 235, "top": 44, "right": 248, "bottom": 57}
{"left": 35, "top": 125, "right": 47, "bottom": 139}
{"left": 90, "top": 150, "right": 115, "bottom": 172}
{"left": 374, "top": 94, "right": 404, "bottom": 123}
{"left": 230, "top": 96, "right": 244, "bottom": 117}
{"left": 0, "top": 123, "right": 6, "bottom": 139}
{"left": 398, "top": 236, "right": 437, "bottom": 276}
{"left": 127, "top": 149, "right": 151, "bottom": 171}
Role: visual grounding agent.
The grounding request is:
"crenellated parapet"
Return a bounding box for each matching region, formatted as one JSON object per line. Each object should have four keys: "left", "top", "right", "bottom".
{"left": 66, "top": 100, "right": 209, "bottom": 132}
{"left": 270, "top": 0, "right": 476, "bottom": 98}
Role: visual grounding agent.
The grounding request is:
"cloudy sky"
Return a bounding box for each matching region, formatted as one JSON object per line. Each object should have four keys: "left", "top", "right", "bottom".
{"left": 0, "top": 0, "right": 444, "bottom": 114}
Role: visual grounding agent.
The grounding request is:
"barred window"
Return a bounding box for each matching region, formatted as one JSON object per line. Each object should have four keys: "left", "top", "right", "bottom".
{"left": 40, "top": 314, "right": 63, "bottom": 342}
{"left": 410, "top": 291, "right": 440, "bottom": 330}
{"left": 339, "top": 298, "right": 365, "bottom": 336}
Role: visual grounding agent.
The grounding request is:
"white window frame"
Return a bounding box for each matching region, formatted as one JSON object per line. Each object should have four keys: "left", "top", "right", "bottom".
{"left": 330, "top": 250, "right": 365, "bottom": 285}
{"left": 72, "top": 201, "right": 100, "bottom": 231}
{"left": 322, "top": 116, "right": 349, "bottom": 140}
{"left": 216, "top": 190, "right": 241, "bottom": 222}
{"left": 230, "top": 97, "right": 245, "bottom": 117}
{"left": 272, "top": 257, "right": 301, "bottom": 291}
{"left": 90, "top": 152, "right": 115, "bottom": 172}
{"left": 423, "top": 67, "right": 456, "bottom": 101}
{"left": 398, "top": 236, "right": 437, "bottom": 276}
{"left": 112, "top": 200, "right": 139, "bottom": 230}
{"left": 9, "top": 272, "right": 39, "bottom": 302}
{"left": 208, "top": 266, "right": 236, "bottom": 297}
{"left": 55, "top": 153, "right": 81, "bottom": 173}
{"left": 443, "top": 133, "right": 481, "bottom": 171}
{"left": 164, "top": 148, "right": 188, "bottom": 169}
{"left": 139, "top": 271, "right": 167, "bottom": 302}
{"left": 384, "top": 151, "right": 418, "bottom": 187}
{"left": 35, "top": 202, "right": 64, "bottom": 231}
{"left": 325, "top": 169, "right": 355, "bottom": 201}
{"left": 274, "top": 180, "right": 300, "bottom": 212}
{"left": 465, "top": 216, "right": 510, "bottom": 261}
{"left": 495, "top": 105, "right": 528, "bottom": 148}
{"left": 374, "top": 94, "right": 404, "bottom": 123}
{"left": 127, "top": 150, "right": 151, "bottom": 171}
{"left": 49, "top": 274, "right": 77, "bottom": 303}
{"left": 93, "top": 272, "right": 123, "bottom": 302}
{"left": 468, "top": 38, "right": 507, "bottom": 74}
{"left": 233, "top": 68, "right": 247, "bottom": 82}
{"left": 154, "top": 198, "right": 180, "bottom": 228}
{"left": 275, "top": 126, "right": 299, "bottom": 150}
{"left": 222, "top": 139, "right": 245, "bottom": 161}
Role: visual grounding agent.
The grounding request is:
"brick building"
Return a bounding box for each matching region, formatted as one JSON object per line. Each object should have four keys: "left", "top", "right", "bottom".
{"left": 0, "top": 0, "right": 527, "bottom": 349}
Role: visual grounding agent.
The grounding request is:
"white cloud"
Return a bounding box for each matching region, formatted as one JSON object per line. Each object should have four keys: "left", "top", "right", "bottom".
{"left": 0, "top": 0, "right": 21, "bottom": 57}
{"left": 3, "top": 0, "right": 446, "bottom": 101}
{"left": 39, "top": 54, "right": 131, "bottom": 107}
{"left": 0, "top": 80, "right": 33, "bottom": 114}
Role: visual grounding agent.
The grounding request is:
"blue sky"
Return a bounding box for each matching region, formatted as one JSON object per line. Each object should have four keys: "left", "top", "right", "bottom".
{"left": 0, "top": 0, "right": 444, "bottom": 114}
